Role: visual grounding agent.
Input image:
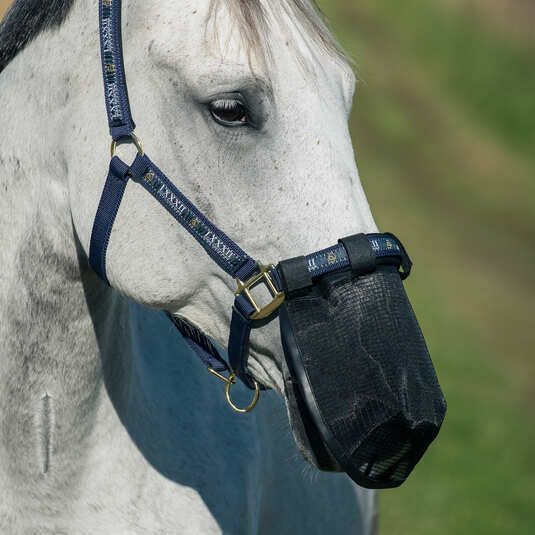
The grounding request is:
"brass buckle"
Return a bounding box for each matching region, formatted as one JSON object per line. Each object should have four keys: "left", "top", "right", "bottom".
{"left": 110, "top": 132, "right": 144, "bottom": 158}
{"left": 235, "top": 263, "right": 285, "bottom": 320}
{"left": 208, "top": 369, "right": 260, "bottom": 413}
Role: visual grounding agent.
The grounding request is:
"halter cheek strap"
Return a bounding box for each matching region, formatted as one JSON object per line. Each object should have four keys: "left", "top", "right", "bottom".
{"left": 99, "top": 0, "right": 135, "bottom": 140}
{"left": 89, "top": 0, "right": 413, "bottom": 402}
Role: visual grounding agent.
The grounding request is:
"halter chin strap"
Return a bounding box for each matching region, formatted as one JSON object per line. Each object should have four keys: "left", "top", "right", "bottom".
{"left": 89, "top": 0, "right": 413, "bottom": 401}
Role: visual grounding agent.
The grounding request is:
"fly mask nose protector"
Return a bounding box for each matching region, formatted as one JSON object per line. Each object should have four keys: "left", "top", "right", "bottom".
{"left": 89, "top": 0, "right": 446, "bottom": 489}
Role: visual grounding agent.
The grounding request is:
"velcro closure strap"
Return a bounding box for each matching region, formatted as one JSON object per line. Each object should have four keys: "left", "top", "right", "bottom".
{"left": 277, "top": 256, "right": 313, "bottom": 297}
{"left": 339, "top": 233, "right": 376, "bottom": 276}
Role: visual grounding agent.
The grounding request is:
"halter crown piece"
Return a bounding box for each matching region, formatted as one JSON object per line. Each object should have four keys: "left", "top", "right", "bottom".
{"left": 89, "top": 0, "right": 412, "bottom": 412}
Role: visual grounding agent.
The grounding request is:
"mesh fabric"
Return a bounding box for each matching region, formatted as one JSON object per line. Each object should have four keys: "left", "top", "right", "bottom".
{"left": 281, "top": 265, "right": 446, "bottom": 488}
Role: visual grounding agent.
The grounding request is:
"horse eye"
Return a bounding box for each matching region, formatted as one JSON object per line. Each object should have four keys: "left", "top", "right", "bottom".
{"left": 209, "top": 99, "right": 249, "bottom": 126}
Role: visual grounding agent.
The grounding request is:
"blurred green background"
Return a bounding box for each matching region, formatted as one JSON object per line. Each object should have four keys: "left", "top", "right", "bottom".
{"left": 319, "top": 0, "right": 535, "bottom": 533}
{"left": 2, "top": 0, "right": 534, "bottom": 533}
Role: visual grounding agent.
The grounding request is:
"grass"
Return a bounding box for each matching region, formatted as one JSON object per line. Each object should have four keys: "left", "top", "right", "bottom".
{"left": 320, "top": 1, "right": 535, "bottom": 533}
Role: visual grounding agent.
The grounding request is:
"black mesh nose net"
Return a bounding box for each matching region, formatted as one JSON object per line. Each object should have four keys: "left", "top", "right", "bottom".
{"left": 279, "top": 264, "right": 446, "bottom": 489}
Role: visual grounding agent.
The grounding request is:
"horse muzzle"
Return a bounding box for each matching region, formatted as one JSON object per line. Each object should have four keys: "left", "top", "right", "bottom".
{"left": 277, "top": 236, "right": 447, "bottom": 489}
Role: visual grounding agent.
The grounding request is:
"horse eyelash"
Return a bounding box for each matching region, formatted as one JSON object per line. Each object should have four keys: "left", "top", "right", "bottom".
{"left": 209, "top": 98, "right": 251, "bottom": 127}
{"left": 210, "top": 98, "right": 243, "bottom": 111}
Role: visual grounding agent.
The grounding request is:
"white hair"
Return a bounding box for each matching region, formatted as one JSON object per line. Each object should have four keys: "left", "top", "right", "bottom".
{"left": 208, "top": 0, "right": 350, "bottom": 67}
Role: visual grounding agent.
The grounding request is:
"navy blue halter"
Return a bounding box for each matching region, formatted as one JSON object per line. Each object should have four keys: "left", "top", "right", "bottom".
{"left": 89, "top": 0, "right": 412, "bottom": 397}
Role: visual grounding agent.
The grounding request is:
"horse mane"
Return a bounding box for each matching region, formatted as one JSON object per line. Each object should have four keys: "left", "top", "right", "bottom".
{"left": 0, "top": 0, "right": 74, "bottom": 73}
{"left": 0, "top": 0, "right": 347, "bottom": 74}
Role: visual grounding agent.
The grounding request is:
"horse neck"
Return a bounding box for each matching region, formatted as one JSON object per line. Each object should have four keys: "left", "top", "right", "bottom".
{"left": 0, "top": 0, "right": 94, "bottom": 292}
{"left": 0, "top": 0, "right": 135, "bottom": 477}
{"left": 0, "top": 0, "right": 227, "bottom": 484}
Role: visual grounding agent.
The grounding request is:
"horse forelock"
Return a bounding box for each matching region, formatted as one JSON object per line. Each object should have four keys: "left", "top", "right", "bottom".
{"left": 0, "top": 0, "right": 349, "bottom": 74}
{"left": 208, "top": 0, "right": 349, "bottom": 68}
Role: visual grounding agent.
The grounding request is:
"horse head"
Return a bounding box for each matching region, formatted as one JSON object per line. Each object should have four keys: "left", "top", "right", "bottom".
{"left": 68, "top": 0, "right": 380, "bottom": 471}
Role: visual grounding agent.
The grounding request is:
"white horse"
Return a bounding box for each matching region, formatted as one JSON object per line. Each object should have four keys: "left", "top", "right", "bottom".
{"left": 0, "top": 0, "right": 379, "bottom": 533}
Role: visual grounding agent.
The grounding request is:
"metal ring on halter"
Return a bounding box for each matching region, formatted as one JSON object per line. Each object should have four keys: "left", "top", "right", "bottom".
{"left": 110, "top": 132, "right": 144, "bottom": 158}
{"left": 225, "top": 373, "right": 260, "bottom": 413}
{"left": 208, "top": 368, "right": 260, "bottom": 413}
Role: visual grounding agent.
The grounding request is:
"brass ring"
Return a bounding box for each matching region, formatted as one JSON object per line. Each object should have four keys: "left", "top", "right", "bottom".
{"left": 110, "top": 132, "right": 144, "bottom": 158}
{"left": 224, "top": 373, "right": 260, "bottom": 413}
